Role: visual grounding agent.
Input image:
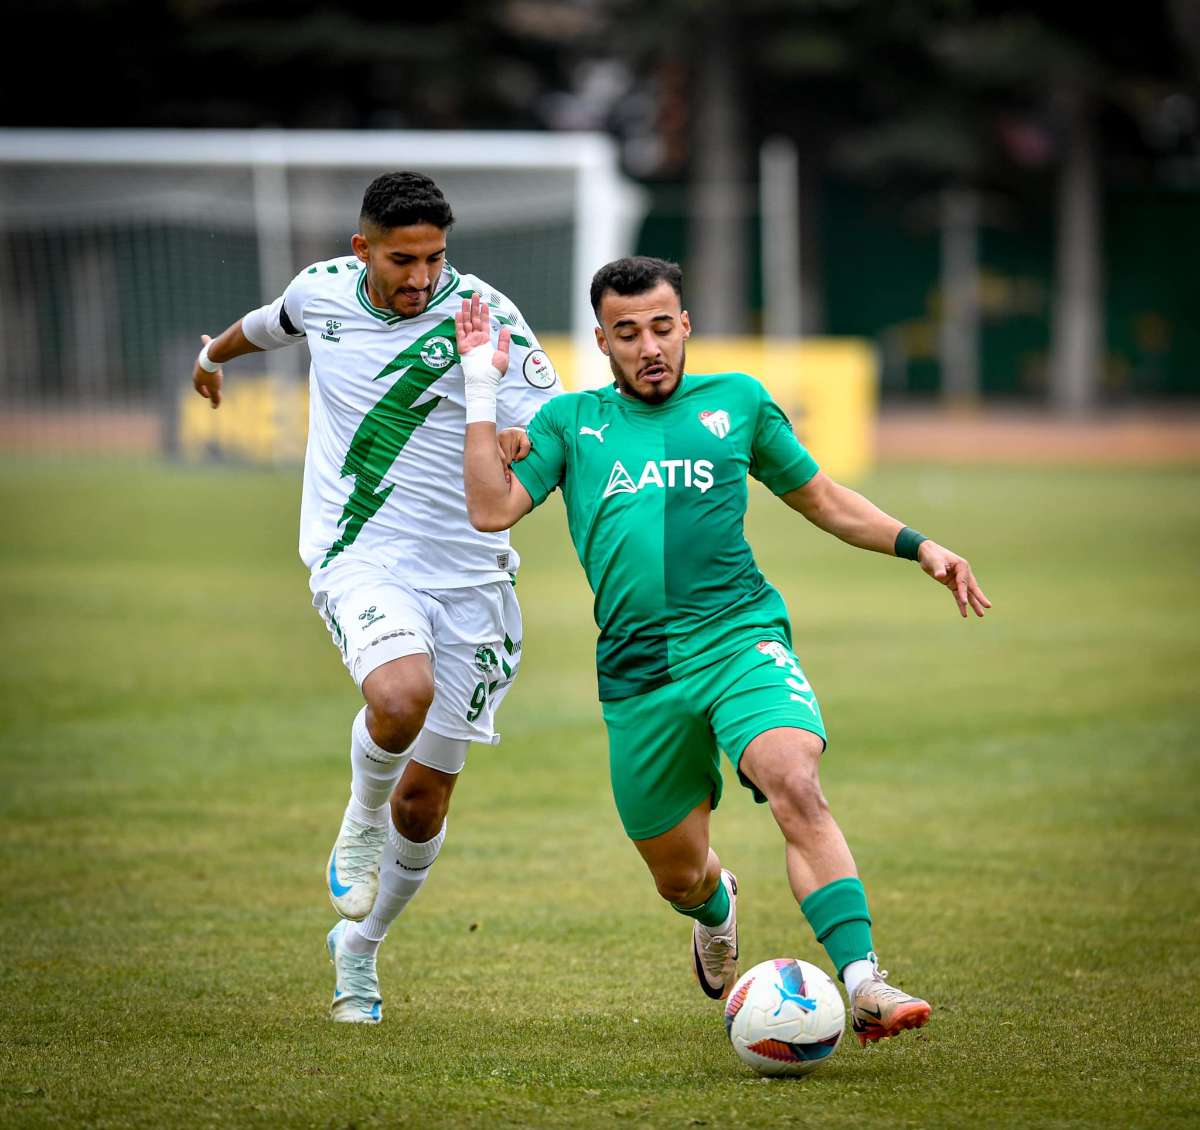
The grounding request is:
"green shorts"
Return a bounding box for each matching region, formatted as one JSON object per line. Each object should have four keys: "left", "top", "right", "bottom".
{"left": 600, "top": 638, "right": 827, "bottom": 841}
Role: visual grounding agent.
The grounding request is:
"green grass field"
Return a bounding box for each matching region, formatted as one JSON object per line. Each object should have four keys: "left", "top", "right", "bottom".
{"left": 2, "top": 459, "right": 1198, "bottom": 1129}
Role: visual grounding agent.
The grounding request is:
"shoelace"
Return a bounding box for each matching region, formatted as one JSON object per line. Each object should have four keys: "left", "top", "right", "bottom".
{"left": 338, "top": 822, "right": 385, "bottom": 884}
{"left": 699, "top": 930, "right": 737, "bottom": 965}
{"left": 864, "top": 970, "right": 916, "bottom": 1004}
{"left": 338, "top": 948, "right": 381, "bottom": 1002}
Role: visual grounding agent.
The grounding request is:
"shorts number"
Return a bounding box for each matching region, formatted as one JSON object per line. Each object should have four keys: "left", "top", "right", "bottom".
{"left": 466, "top": 679, "right": 500, "bottom": 723}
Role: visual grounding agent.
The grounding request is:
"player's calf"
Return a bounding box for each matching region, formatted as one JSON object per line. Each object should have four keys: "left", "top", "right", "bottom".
{"left": 328, "top": 707, "right": 410, "bottom": 920}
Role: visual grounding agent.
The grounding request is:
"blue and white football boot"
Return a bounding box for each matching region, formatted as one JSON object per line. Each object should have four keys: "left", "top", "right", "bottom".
{"left": 326, "top": 919, "right": 383, "bottom": 1024}
{"left": 326, "top": 811, "right": 386, "bottom": 921}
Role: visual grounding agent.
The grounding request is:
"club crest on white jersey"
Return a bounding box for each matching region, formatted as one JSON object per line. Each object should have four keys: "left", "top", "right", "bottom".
{"left": 602, "top": 459, "right": 714, "bottom": 498}
{"left": 700, "top": 409, "right": 731, "bottom": 438}
{"left": 419, "top": 336, "right": 455, "bottom": 370}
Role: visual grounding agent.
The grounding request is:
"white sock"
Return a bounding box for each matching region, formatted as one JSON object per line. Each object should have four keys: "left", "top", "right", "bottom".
{"left": 345, "top": 792, "right": 387, "bottom": 828}
{"left": 355, "top": 819, "right": 447, "bottom": 947}
{"left": 349, "top": 706, "right": 411, "bottom": 814}
{"left": 843, "top": 957, "right": 877, "bottom": 999}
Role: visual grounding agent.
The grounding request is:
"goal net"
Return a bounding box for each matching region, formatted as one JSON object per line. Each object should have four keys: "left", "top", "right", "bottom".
{"left": 0, "top": 129, "right": 646, "bottom": 459}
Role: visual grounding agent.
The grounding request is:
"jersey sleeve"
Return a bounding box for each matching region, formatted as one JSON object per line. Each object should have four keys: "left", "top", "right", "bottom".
{"left": 490, "top": 300, "right": 564, "bottom": 430}
{"left": 749, "top": 381, "right": 820, "bottom": 495}
{"left": 509, "top": 398, "right": 568, "bottom": 509}
{"left": 241, "top": 269, "right": 311, "bottom": 350}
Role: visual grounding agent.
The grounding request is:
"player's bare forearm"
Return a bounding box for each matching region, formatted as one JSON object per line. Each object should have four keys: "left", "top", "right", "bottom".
{"left": 781, "top": 472, "right": 902, "bottom": 554}
{"left": 783, "top": 471, "right": 992, "bottom": 617}
{"left": 207, "top": 320, "right": 264, "bottom": 365}
{"left": 192, "top": 320, "right": 264, "bottom": 409}
{"left": 464, "top": 421, "right": 533, "bottom": 532}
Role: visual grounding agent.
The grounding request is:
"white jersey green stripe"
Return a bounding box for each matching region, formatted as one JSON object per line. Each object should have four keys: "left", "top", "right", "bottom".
{"left": 254, "top": 257, "right": 561, "bottom": 585}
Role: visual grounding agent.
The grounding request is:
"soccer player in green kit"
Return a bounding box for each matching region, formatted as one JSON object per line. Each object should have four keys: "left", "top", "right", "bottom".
{"left": 457, "top": 257, "right": 991, "bottom": 1046}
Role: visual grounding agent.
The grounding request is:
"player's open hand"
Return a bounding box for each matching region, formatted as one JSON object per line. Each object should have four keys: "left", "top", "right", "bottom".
{"left": 455, "top": 293, "right": 511, "bottom": 376}
{"left": 917, "top": 540, "right": 992, "bottom": 618}
{"left": 193, "top": 334, "right": 222, "bottom": 409}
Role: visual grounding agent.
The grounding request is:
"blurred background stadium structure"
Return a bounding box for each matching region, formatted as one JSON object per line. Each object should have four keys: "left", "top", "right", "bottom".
{"left": 0, "top": 129, "right": 645, "bottom": 460}
{"left": 1, "top": 0, "right": 1199, "bottom": 463}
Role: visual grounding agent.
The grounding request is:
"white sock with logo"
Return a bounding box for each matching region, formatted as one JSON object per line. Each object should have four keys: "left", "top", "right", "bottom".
{"left": 345, "top": 819, "right": 448, "bottom": 954}
{"left": 346, "top": 706, "right": 411, "bottom": 826}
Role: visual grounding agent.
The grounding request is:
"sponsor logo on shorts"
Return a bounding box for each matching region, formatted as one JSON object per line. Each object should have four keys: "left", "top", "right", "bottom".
{"left": 358, "top": 605, "right": 385, "bottom": 628}
{"left": 474, "top": 645, "right": 500, "bottom": 674}
{"left": 756, "top": 640, "right": 817, "bottom": 713}
{"left": 602, "top": 458, "right": 715, "bottom": 499}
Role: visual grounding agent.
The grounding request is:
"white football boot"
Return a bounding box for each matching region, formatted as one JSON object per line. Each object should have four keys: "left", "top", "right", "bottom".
{"left": 326, "top": 811, "right": 386, "bottom": 921}
{"left": 691, "top": 869, "right": 739, "bottom": 1000}
{"left": 326, "top": 920, "right": 382, "bottom": 1024}
{"left": 849, "top": 957, "right": 931, "bottom": 1045}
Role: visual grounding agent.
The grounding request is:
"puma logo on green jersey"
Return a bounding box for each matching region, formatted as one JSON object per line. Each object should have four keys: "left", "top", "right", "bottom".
{"left": 603, "top": 459, "right": 715, "bottom": 499}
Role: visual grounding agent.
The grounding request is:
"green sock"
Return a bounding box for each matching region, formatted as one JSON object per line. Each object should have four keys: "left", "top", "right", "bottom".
{"left": 672, "top": 876, "right": 731, "bottom": 929}
{"left": 800, "top": 876, "right": 874, "bottom": 981}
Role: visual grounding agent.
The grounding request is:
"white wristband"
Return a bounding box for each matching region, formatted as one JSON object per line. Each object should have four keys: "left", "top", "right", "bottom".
{"left": 196, "top": 343, "right": 220, "bottom": 374}
{"left": 461, "top": 344, "right": 502, "bottom": 425}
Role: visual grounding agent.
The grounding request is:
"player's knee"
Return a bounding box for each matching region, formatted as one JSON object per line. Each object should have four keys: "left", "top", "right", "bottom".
{"left": 653, "top": 862, "right": 709, "bottom": 905}
{"left": 391, "top": 782, "right": 450, "bottom": 843}
{"left": 770, "top": 764, "right": 829, "bottom": 828}
{"left": 366, "top": 680, "right": 434, "bottom": 751}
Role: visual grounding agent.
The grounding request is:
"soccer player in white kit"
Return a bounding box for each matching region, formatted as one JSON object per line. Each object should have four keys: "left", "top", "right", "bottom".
{"left": 192, "top": 172, "right": 561, "bottom": 1022}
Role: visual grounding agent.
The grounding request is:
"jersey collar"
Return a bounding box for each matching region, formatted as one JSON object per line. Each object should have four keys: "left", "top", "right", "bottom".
{"left": 603, "top": 373, "right": 690, "bottom": 412}
{"left": 355, "top": 264, "right": 461, "bottom": 324}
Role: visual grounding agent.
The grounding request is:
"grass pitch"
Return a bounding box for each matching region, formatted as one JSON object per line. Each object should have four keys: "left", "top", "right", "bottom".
{"left": 1, "top": 459, "right": 1197, "bottom": 1129}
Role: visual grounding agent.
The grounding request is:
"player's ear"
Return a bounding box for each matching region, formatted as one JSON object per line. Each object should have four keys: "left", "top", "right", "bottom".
{"left": 594, "top": 326, "right": 610, "bottom": 356}
{"left": 680, "top": 309, "right": 691, "bottom": 339}
{"left": 351, "top": 233, "right": 370, "bottom": 263}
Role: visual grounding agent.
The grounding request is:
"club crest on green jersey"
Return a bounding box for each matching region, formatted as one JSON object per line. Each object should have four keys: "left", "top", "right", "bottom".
{"left": 419, "top": 336, "right": 455, "bottom": 370}
{"left": 700, "top": 409, "right": 731, "bottom": 438}
{"left": 603, "top": 458, "right": 715, "bottom": 499}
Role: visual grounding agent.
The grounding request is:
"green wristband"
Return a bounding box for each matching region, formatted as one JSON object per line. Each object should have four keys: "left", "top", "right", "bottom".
{"left": 895, "top": 526, "right": 928, "bottom": 561}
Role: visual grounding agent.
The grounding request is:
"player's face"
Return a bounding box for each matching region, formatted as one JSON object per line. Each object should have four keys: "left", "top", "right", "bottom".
{"left": 595, "top": 280, "right": 691, "bottom": 404}
{"left": 352, "top": 222, "right": 447, "bottom": 317}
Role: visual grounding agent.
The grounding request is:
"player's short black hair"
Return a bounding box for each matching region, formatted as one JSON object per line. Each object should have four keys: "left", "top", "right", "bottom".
{"left": 359, "top": 171, "right": 455, "bottom": 232}
{"left": 590, "top": 256, "right": 683, "bottom": 316}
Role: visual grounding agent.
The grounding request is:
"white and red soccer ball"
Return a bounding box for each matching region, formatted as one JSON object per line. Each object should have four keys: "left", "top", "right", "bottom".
{"left": 724, "top": 958, "right": 845, "bottom": 1076}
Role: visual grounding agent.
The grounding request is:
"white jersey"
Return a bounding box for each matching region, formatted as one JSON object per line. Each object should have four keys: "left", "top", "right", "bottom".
{"left": 243, "top": 257, "right": 561, "bottom": 585}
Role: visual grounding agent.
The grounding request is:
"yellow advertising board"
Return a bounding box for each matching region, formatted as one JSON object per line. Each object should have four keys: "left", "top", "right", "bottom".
{"left": 672, "top": 337, "right": 878, "bottom": 482}
{"left": 177, "top": 374, "right": 308, "bottom": 465}
{"left": 177, "top": 336, "right": 876, "bottom": 480}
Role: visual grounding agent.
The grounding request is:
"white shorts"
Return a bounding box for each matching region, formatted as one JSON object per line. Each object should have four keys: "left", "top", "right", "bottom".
{"left": 311, "top": 557, "right": 523, "bottom": 749}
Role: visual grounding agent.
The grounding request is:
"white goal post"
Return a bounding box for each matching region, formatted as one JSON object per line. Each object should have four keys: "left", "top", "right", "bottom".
{"left": 0, "top": 128, "right": 646, "bottom": 454}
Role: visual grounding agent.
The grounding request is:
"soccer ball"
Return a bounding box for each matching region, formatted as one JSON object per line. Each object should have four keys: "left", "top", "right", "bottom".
{"left": 723, "top": 958, "right": 845, "bottom": 1076}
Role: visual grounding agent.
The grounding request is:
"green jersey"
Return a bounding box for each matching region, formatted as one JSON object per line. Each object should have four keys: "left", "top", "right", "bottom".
{"left": 511, "top": 371, "right": 819, "bottom": 700}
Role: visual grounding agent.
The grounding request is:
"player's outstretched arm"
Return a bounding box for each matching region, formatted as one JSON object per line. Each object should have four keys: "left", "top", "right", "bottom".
{"left": 457, "top": 295, "right": 534, "bottom": 531}
{"left": 192, "top": 321, "right": 264, "bottom": 409}
{"left": 781, "top": 471, "right": 992, "bottom": 618}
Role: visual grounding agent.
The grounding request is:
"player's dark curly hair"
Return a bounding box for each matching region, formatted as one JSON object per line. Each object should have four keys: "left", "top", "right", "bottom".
{"left": 359, "top": 171, "right": 455, "bottom": 232}
{"left": 589, "top": 256, "right": 683, "bottom": 315}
